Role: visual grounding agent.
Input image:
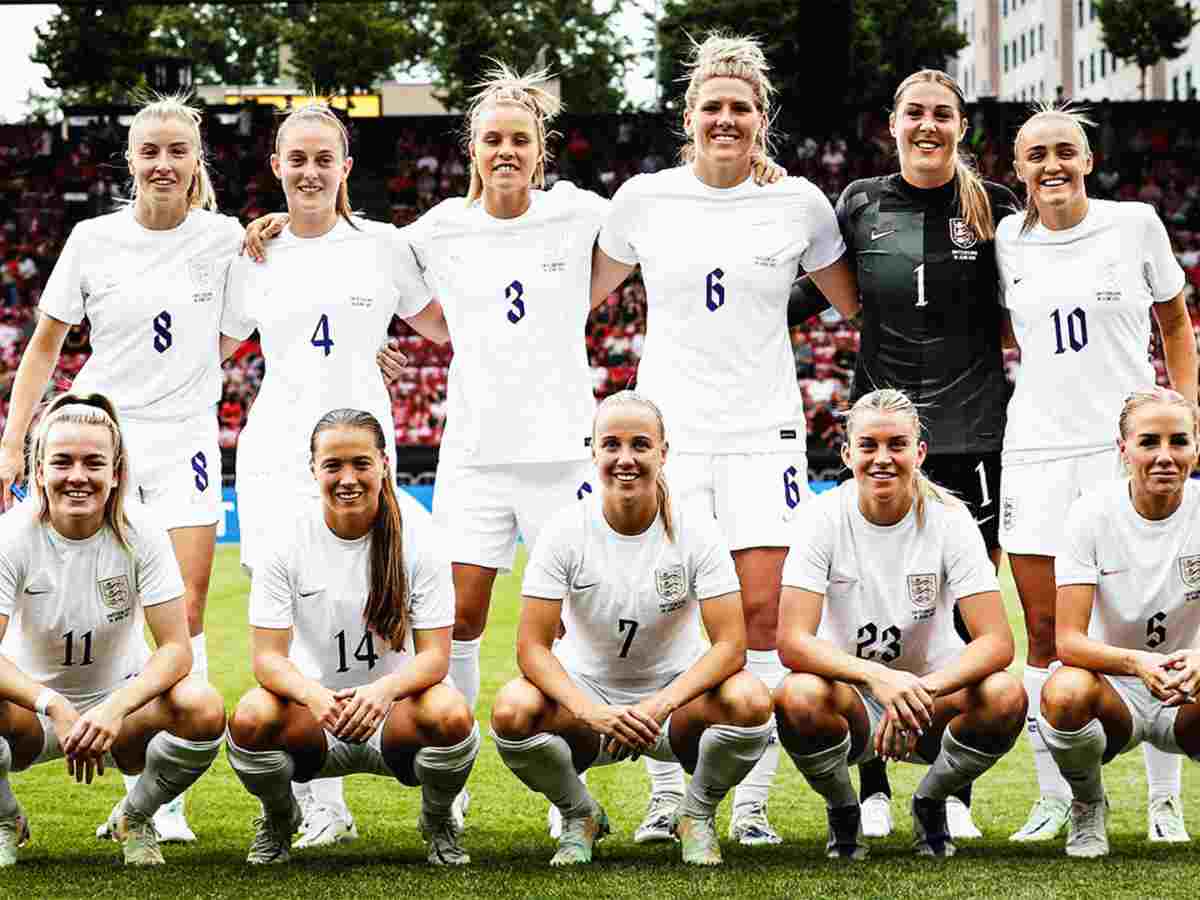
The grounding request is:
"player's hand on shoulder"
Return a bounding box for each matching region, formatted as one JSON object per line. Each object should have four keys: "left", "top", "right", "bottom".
{"left": 241, "top": 212, "right": 290, "bottom": 262}
{"left": 0, "top": 446, "right": 24, "bottom": 513}
{"left": 751, "top": 152, "right": 787, "bottom": 186}
{"left": 332, "top": 683, "right": 392, "bottom": 743}
{"left": 376, "top": 339, "right": 410, "bottom": 384}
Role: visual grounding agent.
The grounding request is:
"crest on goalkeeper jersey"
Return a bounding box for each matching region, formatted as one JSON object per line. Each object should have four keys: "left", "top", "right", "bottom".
{"left": 949, "top": 218, "right": 977, "bottom": 250}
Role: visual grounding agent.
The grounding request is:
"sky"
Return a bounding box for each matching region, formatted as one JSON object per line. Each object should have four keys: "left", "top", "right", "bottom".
{"left": 0, "top": 3, "right": 655, "bottom": 122}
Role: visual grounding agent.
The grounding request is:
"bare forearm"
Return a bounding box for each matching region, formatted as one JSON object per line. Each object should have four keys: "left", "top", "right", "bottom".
{"left": 1162, "top": 322, "right": 1199, "bottom": 402}
{"left": 656, "top": 640, "right": 744, "bottom": 715}
{"left": 1058, "top": 629, "right": 1145, "bottom": 677}
{"left": 517, "top": 642, "right": 597, "bottom": 719}
{"left": 781, "top": 633, "right": 883, "bottom": 687}
{"left": 372, "top": 651, "right": 447, "bottom": 702}
{"left": 924, "top": 633, "right": 1013, "bottom": 697}
{"left": 253, "top": 652, "right": 322, "bottom": 706}
{"left": 106, "top": 643, "right": 191, "bottom": 717}
{"left": 0, "top": 347, "right": 59, "bottom": 453}
{"left": 0, "top": 655, "right": 54, "bottom": 711}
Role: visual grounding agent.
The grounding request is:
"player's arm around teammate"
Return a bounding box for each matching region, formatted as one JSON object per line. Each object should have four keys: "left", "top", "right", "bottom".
{"left": 225, "top": 410, "right": 478, "bottom": 866}
{"left": 1038, "top": 389, "right": 1200, "bottom": 858}
{"left": 491, "top": 391, "right": 773, "bottom": 867}
{"left": 773, "top": 389, "right": 1025, "bottom": 860}
{"left": 0, "top": 394, "right": 226, "bottom": 867}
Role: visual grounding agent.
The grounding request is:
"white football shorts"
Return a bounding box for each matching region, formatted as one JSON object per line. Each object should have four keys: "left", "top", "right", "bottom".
{"left": 123, "top": 410, "right": 222, "bottom": 531}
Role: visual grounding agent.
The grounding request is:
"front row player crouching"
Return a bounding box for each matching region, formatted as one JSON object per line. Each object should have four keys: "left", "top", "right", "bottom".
{"left": 491, "top": 391, "right": 773, "bottom": 866}
{"left": 226, "top": 409, "right": 480, "bottom": 865}
{"left": 1039, "top": 389, "right": 1200, "bottom": 858}
{"left": 775, "top": 389, "right": 1026, "bottom": 859}
{"left": 0, "top": 394, "right": 226, "bottom": 865}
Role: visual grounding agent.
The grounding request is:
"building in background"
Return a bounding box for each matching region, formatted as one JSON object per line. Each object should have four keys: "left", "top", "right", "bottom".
{"left": 952, "top": 0, "right": 1199, "bottom": 101}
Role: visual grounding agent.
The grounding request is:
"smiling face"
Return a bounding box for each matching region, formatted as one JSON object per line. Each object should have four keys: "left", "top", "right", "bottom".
{"left": 272, "top": 119, "right": 353, "bottom": 224}
{"left": 1014, "top": 115, "right": 1093, "bottom": 227}
{"left": 842, "top": 409, "right": 927, "bottom": 519}
{"left": 890, "top": 81, "right": 965, "bottom": 187}
{"left": 36, "top": 421, "right": 119, "bottom": 538}
{"left": 592, "top": 403, "right": 667, "bottom": 507}
{"left": 312, "top": 425, "right": 383, "bottom": 525}
{"left": 1120, "top": 402, "right": 1198, "bottom": 506}
{"left": 471, "top": 102, "right": 539, "bottom": 201}
{"left": 127, "top": 117, "right": 199, "bottom": 215}
{"left": 685, "top": 76, "right": 762, "bottom": 177}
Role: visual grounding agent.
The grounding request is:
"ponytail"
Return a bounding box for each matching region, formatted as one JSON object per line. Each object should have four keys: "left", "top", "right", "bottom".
{"left": 654, "top": 469, "right": 676, "bottom": 543}
{"left": 953, "top": 156, "right": 996, "bottom": 241}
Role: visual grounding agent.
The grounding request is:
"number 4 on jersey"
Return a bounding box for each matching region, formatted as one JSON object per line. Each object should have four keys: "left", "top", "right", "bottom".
{"left": 311, "top": 314, "right": 334, "bottom": 356}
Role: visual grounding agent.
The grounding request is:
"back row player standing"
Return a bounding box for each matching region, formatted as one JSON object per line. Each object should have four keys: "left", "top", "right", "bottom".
{"left": 998, "top": 105, "right": 1197, "bottom": 843}
{"left": 591, "top": 33, "right": 860, "bottom": 843}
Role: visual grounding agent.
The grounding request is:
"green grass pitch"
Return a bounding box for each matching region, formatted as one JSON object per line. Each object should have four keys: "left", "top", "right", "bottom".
{"left": 5, "top": 546, "right": 1200, "bottom": 898}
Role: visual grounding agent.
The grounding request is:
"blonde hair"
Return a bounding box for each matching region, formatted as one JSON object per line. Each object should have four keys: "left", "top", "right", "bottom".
{"left": 274, "top": 100, "right": 358, "bottom": 230}
{"left": 30, "top": 393, "right": 134, "bottom": 552}
{"left": 126, "top": 92, "right": 217, "bottom": 212}
{"left": 892, "top": 70, "right": 995, "bottom": 241}
{"left": 310, "top": 409, "right": 409, "bottom": 651}
{"left": 463, "top": 61, "right": 561, "bottom": 205}
{"left": 593, "top": 390, "right": 675, "bottom": 542}
{"left": 1013, "top": 101, "right": 1095, "bottom": 235}
{"left": 844, "top": 388, "right": 958, "bottom": 528}
{"left": 679, "top": 32, "right": 775, "bottom": 166}
{"left": 1118, "top": 388, "right": 1200, "bottom": 480}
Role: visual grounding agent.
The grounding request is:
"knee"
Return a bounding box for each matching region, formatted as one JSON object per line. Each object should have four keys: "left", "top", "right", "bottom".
{"left": 1040, "top": 667, "right": 1098, "bottom": 729}
{"left": 424, "top": 688, "right": 475, "bottom": 746}
{"left": 978, "top": 672, "right": 1028, "bottom": 738}
{"left": 169, "top": 679, "right": 226, "bottom": 741}
{"left": 490, "top": 680, "right": 544, "bottom": 740}
{"left": 719, "top": 673, "right": 773, "bottom": 727}
{"left": 228, "top": 688, "right": 281, "bottom": 749}
{"left": 773, "top": 673, "right": 833, "bottom": 735}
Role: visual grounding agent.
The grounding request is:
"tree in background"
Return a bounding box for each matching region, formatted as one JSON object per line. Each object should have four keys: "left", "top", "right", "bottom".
{"left": 32, "top": 2, "right": 160, "bottom": 104}
{"left": 421, "top": 0, "right": 633, "bottom": 112}
{"left": 153, "top": 3, "right": 287, "bottom": 86}
{"left": 655, "top": 0, "right": 965, "bottom": 119}
{"left": 1096, "top": 0, "right": 1198, "bottom": 100}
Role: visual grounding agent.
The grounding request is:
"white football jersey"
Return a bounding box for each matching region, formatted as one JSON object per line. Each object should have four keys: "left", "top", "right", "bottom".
{"left": 39, "top": 207, "right": 244, "bottom": 422}
{"left": 523, "top": 494, "right": 740, "bottom": 692}
{"left": 598, "top": 167, "right": 845, "bottom": 453}
{"left": 222, "top": 218, "right": 432, "bottom": 479}
{"left": 1057, "top": 478, "right": 1200, "bottom": 655}
{"left": 997, "top": 201, "right": 1185, "bottom": 461}
{"left": 248, "top": 491, "right": 454, "bottom": 692}
{"left": 782, "top": 481, "right": 999, "bottom": 677}
{"left": 407, "top": 182, "right": 604, "bottom": 466}
{"left": 0, "top": 502, "right": 184, "bottom": 708}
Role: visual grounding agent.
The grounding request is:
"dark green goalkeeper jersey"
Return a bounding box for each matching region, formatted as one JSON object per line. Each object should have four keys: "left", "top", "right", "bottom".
{"left": 836, "top": 174, "right": 1019, "bottom": 454}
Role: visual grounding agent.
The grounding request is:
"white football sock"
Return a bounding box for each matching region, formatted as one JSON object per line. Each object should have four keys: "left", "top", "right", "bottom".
{"left": 127, "top": 731, "right": 221, "bottom": 818}
{"left": 493, "top": 731, "right": 594, "bottom": 820}
{"left": 644, "top": 756, "right": 685, "bottom": 799}
{"left": 732, "top": 649, "right": 786, "bottom": 813}
{"left": 914, "top": 727, "right": 1002, "bottom": 802}
{"left": 450, "top": 638, "right": 483, "bottom": 712}
{"left": 785, "top": 733, "right": 858, "bottom": 809}
{"left": 227, "top": 733, "right": 296, "bottom": 818}
{"left": 1023, "top": 665, "right": 1072, "bottom": 801}
{"left": 680, "top": 722, "right": 772, "bottom": 820}
{"left": 0, "top": 739, "right": 18, "bottom": 819}
{"left": 1037, "top": 716, "right": 1106, "bottom": 804}
{"left": 414, "top": 724, "right": 481, "bottom": 821}
{"left": 1144, "top": 742, "right": 1183, "bottom": 800}
{"left": 309, "top": 776, "right": 348, "bottom": 814}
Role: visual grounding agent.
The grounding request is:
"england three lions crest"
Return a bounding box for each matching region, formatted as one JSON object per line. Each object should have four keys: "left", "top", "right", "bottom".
{"left": 655, "top": 564, "right": 687, "bottom": 613}
{"left": 97, "top": 575, "right": 132, "bottom": 622}
{"left": 949, "top": 218, "right": 978, "bottom": 249}
{"left": 1179, "top": 555, "right": 1200, "bottom": 589}
{"left": 907, "top": 573, "right": 938, "bottom": 620}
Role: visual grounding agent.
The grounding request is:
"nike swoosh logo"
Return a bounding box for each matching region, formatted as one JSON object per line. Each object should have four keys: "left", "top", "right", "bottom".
{"left": 976, "top": 515, "right": 995, "bottom": 526}
{"left": 1100, "top": 568, "right": 1128, "bottom": 576}
{"left": 24, "top": 587, "right": 50, "bottom": 595}
{"left": 572, "top": 582, "right": 599, "bottom": 591}
{"left": 1013, "top": 277, "right": 1024, "bottom": 285}
{"left": 870, "top": 229, "right": 895, "bottom": 241}
{"left": 829, "top": 577, "right": 857, "bottom": 585}
{"left": 298, "top": 589, "right": 324, "bottom": 598}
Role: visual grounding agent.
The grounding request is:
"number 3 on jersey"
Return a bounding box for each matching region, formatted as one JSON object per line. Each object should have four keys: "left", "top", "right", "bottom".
{"left": 311, "top": 314, "right": 334, "bottom": 356}
{"left": 506, "top": 280, "right": 525, "bottom": 324}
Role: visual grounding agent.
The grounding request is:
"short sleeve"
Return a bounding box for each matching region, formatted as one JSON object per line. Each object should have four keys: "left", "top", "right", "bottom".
{"left": 796, "top": 181, "right": 846, "bottom": 274}
{"left": 942, "top": 504, "right": 1001, "bottom": 600}
{"left": 134, "top": 523, "right": 185, "bottom": 607}
{"left": 833, "top": 183, "right": 857, "bottom": 253}
{"left": 388, "top": 225, "right": 434, "bottom": 319}
{"left": 521, "top": 513, "right": 575, "bottom": 601}
{"left": 1140, "top": 205, "right": 1186, "bottom": 302}
{"left": 596, "top": 177, "right": 642, "bottom": 266}
{"left": 406, "top": 515, "right": 454, "bottom": 632}
{"left": 994, "top": 219, "right": 1018, "bottom": 308}
{"left": 1056, "top": 494, "right": 1099, "bottom": 587}
{"left": 38, "top": 224, "right": 89, "bottom": 326}
{"left": 782, "top": 493, "right": 837, "bottom": 594}
{"left": 248, "top": 545, "right": 297, "bottom": 629}
{"left": 220, "top": 257, "right": 257, "bottom": 341}
{"left": 688, "top": 517, "right": 740, "bottom": 601}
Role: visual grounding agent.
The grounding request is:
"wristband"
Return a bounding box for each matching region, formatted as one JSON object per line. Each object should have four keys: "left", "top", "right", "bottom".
{"left": 34, "top": 688, "right": 61, "bottom": 716}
